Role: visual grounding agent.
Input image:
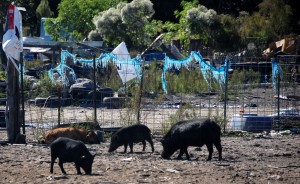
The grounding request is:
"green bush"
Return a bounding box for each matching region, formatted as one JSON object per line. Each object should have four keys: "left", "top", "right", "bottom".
{"left": 27, "top": 72, "right": 62, "bottom": 98}
{"left": 0, "top": 69, "right": 6, "bottom": 98}
{"left": 0, "top": 69, "right": 6, "bottom": 81}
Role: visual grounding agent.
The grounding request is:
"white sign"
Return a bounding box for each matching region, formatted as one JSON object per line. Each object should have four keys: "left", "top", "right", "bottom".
{"left": 112, "top": 42, "right": 137, "bottom": 84}
{"left": 2, "top": 4, "right": 24, "bottom": 72}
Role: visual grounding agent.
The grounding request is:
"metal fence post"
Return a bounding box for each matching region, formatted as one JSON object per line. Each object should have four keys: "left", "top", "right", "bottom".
{"left": 223, "top": 57, "right": 229, "bottom": 132}
{"left": 93, "top": 54, "right": 97, "bottom": 124}
{"left": 20, "top": 52, "right": 25, "bottom": 134}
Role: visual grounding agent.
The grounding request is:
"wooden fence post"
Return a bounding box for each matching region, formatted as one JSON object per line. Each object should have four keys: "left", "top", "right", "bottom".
{"left": 6, "top": 58, "right": 20, "bottom": 143}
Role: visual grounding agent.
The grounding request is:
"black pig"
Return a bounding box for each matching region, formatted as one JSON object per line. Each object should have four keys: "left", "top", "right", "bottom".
{"left": 50, "top": 137, "right": 96, "bottom": 175}
{"left": 161, "top": 119, "right": 222, "bottom": 161}
{"left": 108, "top": 124, "right": 154, "bottom": 153}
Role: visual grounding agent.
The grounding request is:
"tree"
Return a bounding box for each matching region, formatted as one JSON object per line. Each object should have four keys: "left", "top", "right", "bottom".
{"left": 162, "top": 1, "right": 219, "bottom": 53}
{"left": 238, "top": 0, "right": 292, "bottom": 43}
{"left": 162, "top": 1, "right": 199, "bottom": 53}
{"left": 91, "top": 4, "right": 126, "bottom": 45}
{"left": 213, "top": 14, "right": 241, "bottom": 52}
{"left": 258, "top": 0, "right": 292, "bottom": 40}
{"left": 36, "top": 0, "right": 54, "bottom": 19}
{"left": 36, "top": 0, "right": 54, "bottom": 37}
{"left": 92, "top": 0, "right": 155, "bottom": 50}
{"left": 44, "top": 0, "right": 123, "bottom": 41}
{"left": 44, "top": 17, "right": 64, "bottom": 41}
{"left": 186, "top": 4, "right": 217, "bottom": 43}
{"left": 11, "top": 0, "right": 40, "bottom": 36}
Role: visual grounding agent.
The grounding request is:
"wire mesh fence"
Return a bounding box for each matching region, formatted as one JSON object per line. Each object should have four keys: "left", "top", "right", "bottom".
{"left": 1, "top": 52, "right": 300, "bottom": 140}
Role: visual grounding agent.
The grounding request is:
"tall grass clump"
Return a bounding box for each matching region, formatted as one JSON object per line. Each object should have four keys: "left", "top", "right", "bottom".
{"left": 161, "top": 102, "right": 199, "bottom": 134}
{"left": 165, "top": 67, "right": 211, "bottom": 94}
{"left": 0, "top": 69, "right": 6, "bottom": 98}
{"left": 26, "top": 72, "right": 62, "bottom": 99}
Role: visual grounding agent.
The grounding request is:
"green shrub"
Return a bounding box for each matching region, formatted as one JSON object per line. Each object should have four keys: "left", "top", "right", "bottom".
{"left": 27, "top": 72, "right": 62, "bottom": 98}
{"left": 0, "top": 69, "right": 6, "bottom": 98}
{"left": 25, "top": 60, "right": 45, "bottom": 69}
{"left": 0, "top": 69, "right": 6, "bottom": 81}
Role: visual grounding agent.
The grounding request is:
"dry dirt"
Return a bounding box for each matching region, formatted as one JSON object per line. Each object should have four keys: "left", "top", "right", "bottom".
{"left": 0, "top": 128, "right": 300, "bottom": 184}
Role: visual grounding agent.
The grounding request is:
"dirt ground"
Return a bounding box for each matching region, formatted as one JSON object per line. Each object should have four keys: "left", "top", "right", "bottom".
{"left": 0, "top": 128, "right": 300, "bottom": 184}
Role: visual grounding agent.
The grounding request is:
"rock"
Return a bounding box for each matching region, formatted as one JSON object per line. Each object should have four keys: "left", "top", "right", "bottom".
{"left": 34, "top": 96, "right": 72, "bottom": 107}
{"left": 166, "top": 168, "right": 179, "bottom": 173}
{"left": 249, "top": 172, "right": 256, "bottom": 177}
{"left": 121, "top": 157, "right": 134, "bottom": 162}
{"left": 87, "top": 87, "right": 114, "bottom": 102}
{"left": 268, "top": 174, "right": 282, "bottom": 180}
{"left": 103, "top": 97, "right": 127, "bottom": 109}
{"left": 69, "top": 78, "right": 94, "bottom": 99}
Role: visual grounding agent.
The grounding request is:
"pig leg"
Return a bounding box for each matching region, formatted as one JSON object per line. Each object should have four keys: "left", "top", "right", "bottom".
{"left": 129, "top": 142, "right": 134, "bottom": 153}
{"left": 206, "top": 143, "right": 214, "bottom": 161}
{"left": 214, "top": 141, "right": 222, "bottom": 161}
{"left": 123, "top": 143, "right": 128, "bottom": 153}
{"left": 177, "top": 147, "right": 189, "bottom": 160}
{"left": 75, "top": 162, "right": 82, "bottom": 175}
{"left": 142, "top": 140, "right": 146, "bottom": 151}
{"left": 184, "top": 149, "right": 190, "bottom": 160}
{"left": 50, "top": 156, "right": 56, "bottom": 174}
{"left": 58, "top": 159, "right": 67, "bottom": 174}
{"left": 145, "top": 137, "right": 154, "bottom": 152}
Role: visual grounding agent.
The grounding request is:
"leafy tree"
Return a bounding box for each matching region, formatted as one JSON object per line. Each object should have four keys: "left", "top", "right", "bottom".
{"left": 213, "top": 14, "right": 241, "bottom": 52}
{"left": 90, "top": 3, "right": 126, "bottom": 46}
{"left": 162, "top": 1, "right": 220, "bottom": 53}
{"left": 36, "top": 0, "right": 54, "bottom": 19}
{"left": 88, "top": 30, "right": 102, "bottom": 41}
{"left": 258, "top": 0, "right": 292, "bottom": 40}
{"left": 44, "top": 17, "right": 65, "bottom": 41}
{"left": 144, "top": 19, "right": 164, "bottom": 44}
{"left": 237, "top": 11, "right": 266, "bottom": 40}
{"left": 161, "top": 1, "right": 198, "bottom": 54}
{"left": 44, "top": 0, "right": 123, "bottom": 41}
{"left": 186, "top": 4, "right": 217, "bottom": 44}
{"left": 8, "top": 0, "right": 40, "bottom": 36}
{"left": 92, "top": 0, "right": 155, "bottom": 50}
{"left": 238, "top": 0, "right": 292, "bottom": 43}
{"left": 36, "top": 0, "right": 54, "bottom": 37}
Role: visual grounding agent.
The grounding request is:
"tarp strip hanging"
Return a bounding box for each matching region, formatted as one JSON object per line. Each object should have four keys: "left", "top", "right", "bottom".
{"left": 161, "top": 51, "right": 231, "bottom": 94}
{"left": 48, "top": 50, "right": 76, "bottom": 86}
{"left": 272, "top": 58, "right": 283, "bottom": 91}
{"left": 49, "top": 50, "right": 142, "bottom": 86}
{"left": 77, "top": 53, "right": 142, "bottom": 81}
